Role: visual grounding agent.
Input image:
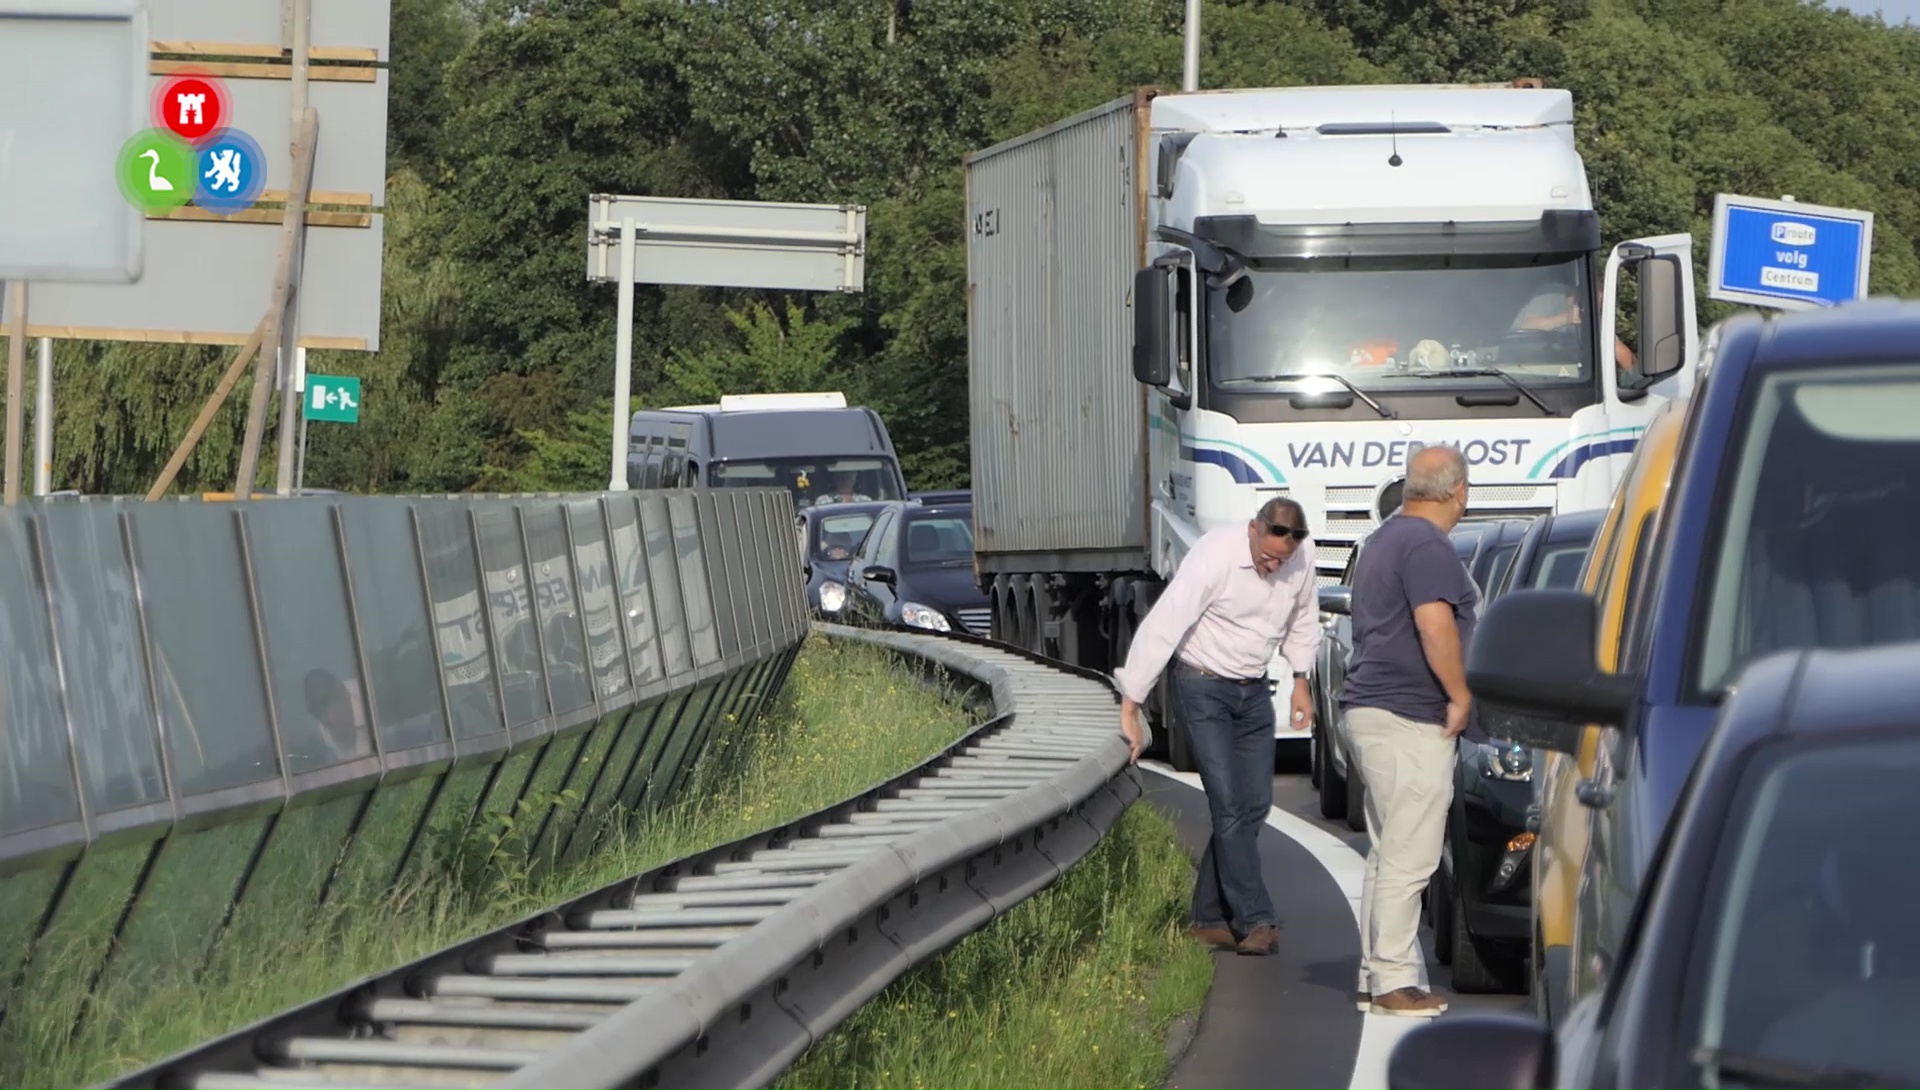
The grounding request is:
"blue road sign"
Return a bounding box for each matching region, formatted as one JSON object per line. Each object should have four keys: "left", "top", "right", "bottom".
{"left": 193, "top": 128, "right": 267, "bottom": 215}
{"left": 1708, "top": 193, "right": 1873, "bottom": 310}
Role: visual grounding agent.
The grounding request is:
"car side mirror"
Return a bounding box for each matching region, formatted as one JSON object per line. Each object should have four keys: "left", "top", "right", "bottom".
{"left": 1636, "top": 252, "right": 1686, "bottom": 381}
{"left": 1318, "top": 585, "right": 1352, "bottom": 616}
{"left": 1388, "top": 1014, "right": 1556, "bottom": 1090}
{"left": 863, "top": 565, "right": 897, "bottom": 586}
{"left": 1466, "top": 589, "right": 1637, "bottom": 754}
{"left": 1132, "top": 265, "right": 1172, "bottom": 388}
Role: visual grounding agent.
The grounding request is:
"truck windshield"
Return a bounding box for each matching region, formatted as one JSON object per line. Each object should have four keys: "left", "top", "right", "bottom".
{"left": 710, "top": 456, "right": 904, "bottom": 511}
{"left": 1208, "top": 256, "right": 1596, "bottom": 392}
{"left": 1691, "top": 362, "right": 1920, "bottom": 701}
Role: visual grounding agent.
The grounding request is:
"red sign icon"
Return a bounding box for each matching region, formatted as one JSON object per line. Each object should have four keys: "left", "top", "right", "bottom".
{"left": 152, "top": 73, "right": 231, "bottom": 145}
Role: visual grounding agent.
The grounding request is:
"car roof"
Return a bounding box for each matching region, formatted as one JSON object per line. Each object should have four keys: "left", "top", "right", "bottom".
{"left": 1702, "top": 643, "right": 1920, "bottom": 775}
{"left": 1543, "top": 506, "right": 1607, "bottom": 543}
{"left": 802, "top": 501, "right": 893, "bottom": 521}
{"left": 1740, "top": 297, "right": 1920, "bottom": 377}
{"left": 905, "top": 503, "right": 971, "bottom": 519}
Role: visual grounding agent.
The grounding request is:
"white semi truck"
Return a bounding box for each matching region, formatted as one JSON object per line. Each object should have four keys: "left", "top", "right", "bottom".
{"left": 963, "top": 82, "right": 1700, "bottom": 767}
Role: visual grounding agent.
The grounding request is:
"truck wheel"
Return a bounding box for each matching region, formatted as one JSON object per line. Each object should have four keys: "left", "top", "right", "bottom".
{"left": 991, "top": 578, "right": 1017, "bottom": 646}
{"left": 1157, "top": 680, "right": 1195, "bottom": 773}
{"left": 1006, "top": 575, "right": 1033, "bottom": 650}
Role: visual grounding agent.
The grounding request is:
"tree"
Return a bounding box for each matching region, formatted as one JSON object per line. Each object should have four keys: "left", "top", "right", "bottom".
{"left": 662, "top": 298, "right": 858, "bottom": 406}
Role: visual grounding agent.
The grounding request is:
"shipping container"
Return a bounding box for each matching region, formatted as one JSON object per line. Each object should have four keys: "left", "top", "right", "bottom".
{"left": 964, "top": 91, "right": 1153, "bottom": 575}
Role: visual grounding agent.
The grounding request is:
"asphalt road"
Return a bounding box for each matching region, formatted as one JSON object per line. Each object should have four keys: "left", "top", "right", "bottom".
{"left": 1140, "top": 760, "right": 1530, "bottom": 1089}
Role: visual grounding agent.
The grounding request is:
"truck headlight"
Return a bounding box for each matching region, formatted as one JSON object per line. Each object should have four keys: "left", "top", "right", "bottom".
{"left": 818, "top": 581, "right": 846, "bottom": 613}
{"left": 900, "top": 603, "right": 951, "bottom": 632}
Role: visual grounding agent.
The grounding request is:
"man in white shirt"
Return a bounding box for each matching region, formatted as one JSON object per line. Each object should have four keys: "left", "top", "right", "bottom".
{"left": 1113, "top": 498, "right": 1321, "bottom": 956}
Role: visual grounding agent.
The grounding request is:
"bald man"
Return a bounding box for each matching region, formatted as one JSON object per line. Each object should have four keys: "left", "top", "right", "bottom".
{"left": 1340, "top": 444, "right": 1480, "bottom": 1018}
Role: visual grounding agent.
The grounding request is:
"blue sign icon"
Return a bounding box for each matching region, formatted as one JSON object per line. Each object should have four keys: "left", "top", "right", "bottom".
{"left": 193, "top": 129, "right": 267, "bottom": 214}
{"left": 1709, "top": 193, "right": 1874, "bottom": 310}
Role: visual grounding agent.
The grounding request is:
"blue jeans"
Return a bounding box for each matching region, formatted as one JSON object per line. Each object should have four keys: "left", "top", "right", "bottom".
{"left": 1174, "top": 662, "right": 1276, "bottom": 934}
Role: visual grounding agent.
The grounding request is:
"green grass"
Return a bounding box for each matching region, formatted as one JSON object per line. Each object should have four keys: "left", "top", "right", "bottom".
{"left": 777, "top": 800, "right": 1216, "bottom": 1090}
{"left": 1, "top": 633, "right": 978, "bottom": 1089}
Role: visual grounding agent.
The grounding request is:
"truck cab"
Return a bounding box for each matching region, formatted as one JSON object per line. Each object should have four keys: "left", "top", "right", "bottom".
{"left": 627, "top": 391, "right": 909, "bottom": 512}
{"left": 1132, "top": 84, "right": 1698, "bottom": 587}
{"left": 1465, "top": 298, "right": 1920, "bottom": 1028}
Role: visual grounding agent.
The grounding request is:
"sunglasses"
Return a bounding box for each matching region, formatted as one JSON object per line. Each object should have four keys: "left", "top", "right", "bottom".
{"left": 1263, "top": 523, "right": 1310, "bottom": 542}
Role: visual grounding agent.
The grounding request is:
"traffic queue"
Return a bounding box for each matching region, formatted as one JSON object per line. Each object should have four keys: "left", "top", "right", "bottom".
{"left": 1385, "top": 298, "right": 1920, "bottom": 1087}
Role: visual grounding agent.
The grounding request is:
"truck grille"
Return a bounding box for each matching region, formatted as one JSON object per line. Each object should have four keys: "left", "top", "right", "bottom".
{"left": 1313, "top": 484, "right": 1554, "bottom": 586}
{"left": 955, "top": 607, "right": 991, "bottom": 637}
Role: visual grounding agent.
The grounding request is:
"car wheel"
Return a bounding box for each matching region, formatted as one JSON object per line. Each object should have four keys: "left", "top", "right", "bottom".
{"left": 1448, "top": 874, "right": 1520, "bottom": 993}
{"left": 1430, "top": 861, "right": 1454, "bottom": 966}
{"left": 1317, "top": 728, "right": 1348, "bottom": 819}
{"left": 1344, "top": 759, "right": 1367, "bottom": 832}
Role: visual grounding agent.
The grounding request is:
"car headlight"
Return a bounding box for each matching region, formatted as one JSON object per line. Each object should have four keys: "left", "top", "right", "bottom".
{"left": 1482, "top": 738, "right": 1533, "bottom": 781}
{"left": 818, "top": 580, "right": 846, "bottom": 613}
{"left": 900, "top": 602, "right": 951, "bottom": 632}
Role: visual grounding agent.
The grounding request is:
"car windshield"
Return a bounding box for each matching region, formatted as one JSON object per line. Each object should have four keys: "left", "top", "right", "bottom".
{"left": 1209, "top": 256, "right": 1596, "bottom": 392}
{"left": 1692, "top": 363, "right": 1920, "bottom": 699}
{"left": 710, "top": 456, "right": 903, "bottom": 511}
{"left": 903, "top": 513, "right": 973, "bottom": 567}
{"left": 1695, "top": 734, "right": 1920, "bottom": 1087}
{"left": 810, "top": 510, "right": 877, "bottom": 562}
{"left": 1531, "top": 540, "right": 1592, "bottom": 589}
{"left": 1483, "top": 542, "right": 1520, "bottom": 596}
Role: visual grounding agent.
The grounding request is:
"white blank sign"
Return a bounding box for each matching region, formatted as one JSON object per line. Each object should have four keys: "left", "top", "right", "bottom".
{"left": 0, "top": 0, "right": 150, "bottom": 283}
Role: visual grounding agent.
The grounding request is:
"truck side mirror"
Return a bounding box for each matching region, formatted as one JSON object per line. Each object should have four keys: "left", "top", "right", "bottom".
{"left": 1637, "top": 253, "right": 1686, "bottom": 381}
{"left": 1132, "top": 265, "right": 1171, "bottom": 387}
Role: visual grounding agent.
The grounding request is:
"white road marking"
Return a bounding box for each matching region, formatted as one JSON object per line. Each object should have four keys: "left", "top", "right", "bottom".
{"left": 1139, "top": 761, "right": 1429, "bottom": 1090}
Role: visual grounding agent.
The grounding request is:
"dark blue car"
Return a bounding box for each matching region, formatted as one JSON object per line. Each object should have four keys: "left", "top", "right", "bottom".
{"left": 841, "top": 500, "right": 990, "bottom": 637}
{"left": 795, "top": 501, "right": 893, "bottom": 619}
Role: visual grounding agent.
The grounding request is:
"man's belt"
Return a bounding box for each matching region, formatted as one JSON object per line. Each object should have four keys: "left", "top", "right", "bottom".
{"left": 1177, "top": 660, "right": 1269, "bottom": 686}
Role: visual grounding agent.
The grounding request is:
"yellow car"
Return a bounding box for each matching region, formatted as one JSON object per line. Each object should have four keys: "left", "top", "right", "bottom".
{"left": 1529, "top": 397, "right": 1683, "bottom": 1022}
{"left": 1476, "top": 300, "right": 1920, "bottom": 1028}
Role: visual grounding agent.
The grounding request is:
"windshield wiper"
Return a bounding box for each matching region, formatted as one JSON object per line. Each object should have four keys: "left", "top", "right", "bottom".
{"left": 1696, "top": 1046, "right": 1905, "bottom": 1089}
{"left": 1231, "top": 373, "right": 1394, "bottom": 420}
{"left": 1409, "top": 367, "right": 1557, "bottom": 417}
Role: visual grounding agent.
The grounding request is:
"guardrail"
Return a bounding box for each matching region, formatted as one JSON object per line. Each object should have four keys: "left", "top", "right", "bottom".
{"left": 106, "top": 623, "right": 1139, "bottom": 1090}
{"left": 0, "top": 489, "right": 805, "bottom": 1068}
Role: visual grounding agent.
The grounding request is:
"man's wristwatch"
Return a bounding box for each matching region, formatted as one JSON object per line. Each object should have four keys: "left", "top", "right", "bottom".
{"left": 1292, "top": 671, "right": 1308, "bottom": 680}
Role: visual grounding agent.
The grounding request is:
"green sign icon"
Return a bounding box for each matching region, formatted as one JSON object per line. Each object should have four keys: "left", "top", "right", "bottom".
{"left": 115, "top": 129, "right": 194, "bottom": 212}
{"left": 305, "top": 375, "right": 362, "bottom": 424}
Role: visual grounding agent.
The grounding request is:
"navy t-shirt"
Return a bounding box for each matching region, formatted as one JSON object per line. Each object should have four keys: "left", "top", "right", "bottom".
{"left": 1339, "top": 514, "right": 1480, "bottom": 726}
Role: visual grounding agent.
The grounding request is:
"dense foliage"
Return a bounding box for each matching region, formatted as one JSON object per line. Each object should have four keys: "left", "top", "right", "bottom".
{"left": 33, "top": 0, "right": 1920, "bottom": 495}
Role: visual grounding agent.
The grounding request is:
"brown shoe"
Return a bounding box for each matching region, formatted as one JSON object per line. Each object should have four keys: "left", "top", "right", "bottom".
{"left": 1369, "top": 986, "right": 1447, "bottom": 1017}
{"left": 1236, "top": 923, "right": 1279, "bottom": 956}
{"left": 1188, "top": 924, "right": 1236, "bottom": 950}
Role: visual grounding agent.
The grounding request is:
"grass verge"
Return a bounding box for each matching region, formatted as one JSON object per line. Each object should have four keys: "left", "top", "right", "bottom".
{"left": 777, "top": 799, "right": 1215, "bottom": 1090}
{"left": 3, "top": 633, "right": 975, "bottom": 1089}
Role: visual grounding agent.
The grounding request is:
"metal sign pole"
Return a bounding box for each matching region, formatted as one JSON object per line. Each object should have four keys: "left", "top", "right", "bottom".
{"left": 1183, "top": 0, "right": 1201, "bottom": 91}
{"left": 34, "top": 337, "right": 51, "bottom": 496}
{"left": 4, "top": 281, "right": 24, "bottom": 506}
{"left": 292, "top": 345, "right": 309, "bottom": 491}
{"left": 274, "top": 0, "right": 313, "bottom": 496}
{"left": 607, "top": 216, "right": 637, "bottom": 492}
{"left": 295, "top": 417, "right": 310, "bottom": 492}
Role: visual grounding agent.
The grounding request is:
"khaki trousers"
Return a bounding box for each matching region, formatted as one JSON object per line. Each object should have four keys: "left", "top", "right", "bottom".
{"left": 1346, "top": 705, "right": 1457, "bottom": 995}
